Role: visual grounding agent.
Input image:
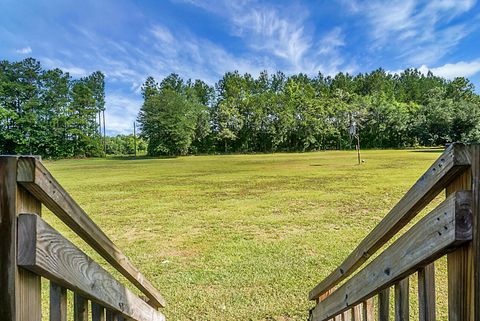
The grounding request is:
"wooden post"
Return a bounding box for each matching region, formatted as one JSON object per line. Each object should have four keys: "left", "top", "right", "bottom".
{"left": 394, "top": 278, "right": 409, "bottom": 321}
{"left": 50, "top": 282, "right": 67, "bottom": 321}
{"left": 74, "top": 293, "right": 89, "bottom": 321}
{"left": 378, "top": 288, "right": 390, "bottom": 321}
{"left": 362, "top": 299, "right": 374, "bottom": 321}
{"left": 106, "top": 310, "right": 119, "bottom": 321}
{"left": 418, "top": 263, "right": 435, "bottom": 321}
{"left": 471, "top": 145, "right": 480, "bottom": 321}
{"left": 0, "top": 156, "right": 42, "bottom": 321}
{"left": 92, "top": 303, "right": 106, "bottom": 321}
{"left": 352, "top": 305, "right": 362, "bottom": 321}
{"left": 446, "top": 159, "right": 474, "bottom": 321}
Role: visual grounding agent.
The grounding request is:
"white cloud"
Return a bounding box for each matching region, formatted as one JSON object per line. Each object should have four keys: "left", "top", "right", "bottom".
{"left": 421, "top": 60, "right": 480, "bottom": 79}
{"left": 41, "top": 57, "right": 89, "bottom": 77}
{"left": 16, "top": 46, "right": 32, "bottom": 54}
{"left": 387, "top": 59, "right": 480, "bottom": 79}
{"left": 104, "top": 93, "right": 142, "bottom": 135}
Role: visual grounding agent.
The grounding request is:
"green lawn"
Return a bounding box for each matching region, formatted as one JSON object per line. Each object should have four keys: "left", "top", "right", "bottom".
{"left": 40, "top": 149, "right": 449, "bottom": 320}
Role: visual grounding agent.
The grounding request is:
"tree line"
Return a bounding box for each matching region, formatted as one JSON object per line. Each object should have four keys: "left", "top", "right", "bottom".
{"left": 2, "top": 58, "right": 479, "bottom": 159}
{"left": 138, "top": 69, "right": 480, "bottom": 156}
{"left": 0, "top": 58, "right": 105, "bottom": 158}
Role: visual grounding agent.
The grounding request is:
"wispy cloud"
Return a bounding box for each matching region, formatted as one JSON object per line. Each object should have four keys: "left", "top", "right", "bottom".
{"left": 231, "top": 6, "right": 311, "bottom": 67}
{"left": 151, "top": 25, "right": 174, "bottom": 44}
{"left": 41, "top": 57, "right": 89, "bottom": 77}
{"left": 343, "top": 0, "right": 478, "bottom": 64}
{"left": 16, "top": 46, "right": 32, "bottom": 54}
{"left": 181, "top": 0, "right": 353, "bottom": 75}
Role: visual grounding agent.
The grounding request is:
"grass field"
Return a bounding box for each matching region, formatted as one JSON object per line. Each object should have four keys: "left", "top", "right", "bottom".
{"left": 40, "top": 149, "right": 449, "bottom": 320}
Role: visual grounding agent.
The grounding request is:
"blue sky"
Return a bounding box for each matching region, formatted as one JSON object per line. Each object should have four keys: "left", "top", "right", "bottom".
{"left": 1, "top": 0, "right": 480, "bottom": 135}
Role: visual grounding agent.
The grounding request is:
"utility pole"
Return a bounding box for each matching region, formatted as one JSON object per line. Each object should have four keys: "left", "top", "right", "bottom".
{"left": 349, "top": 113, "right": 361, "bottom": 165}
{"left": 133, "top": 121, "right": 137, "bottom": 159}
{"left": 102, "top": 109, "right": 106, "bottom": 157}
{"left": 356, "top": 132, "right": 361, "bottom": 165}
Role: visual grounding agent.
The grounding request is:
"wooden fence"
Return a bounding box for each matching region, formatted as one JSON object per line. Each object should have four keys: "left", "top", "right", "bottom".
{"left": 308, "top": 143, "right": 480, "bottom": 321}
{"left": 0, "top": 156, "right": 166, "bottom": 321}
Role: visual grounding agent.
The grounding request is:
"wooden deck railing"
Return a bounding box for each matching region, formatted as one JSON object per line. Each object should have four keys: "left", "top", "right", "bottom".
{"left": 309, "top": 143, "right": 480, "bottom": 321}
{"left": 0, "top": 156, "right": 166, "bottom": 321}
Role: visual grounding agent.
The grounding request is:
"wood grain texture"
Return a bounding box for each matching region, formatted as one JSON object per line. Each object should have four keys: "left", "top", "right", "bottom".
{"left": 0, "top": 157, "right": 17, "bottom": 321}
{"left": 0, "top": 156, "right": 42, "bottom": 321}
{"left": 17, "top": 183, "right": 43, "bottom": 321}
{"left": 17, "top": 268, "right": 42, "bottom": 321}
{"left": 50, "top": 282, "right": 67, "bottom": 321}
{"left": 378, "top": 288, "right": 390, "bottom": 321}
{"left": 446, "top": 169, "right": 474, "bottom": 321}
{"left": 418, "top": 263, "right": 435, "bottom": 321}
{"left": 74, "top": 294, "right": 88, "bottom": 321}
{"left": 394, "top": 278, "right": 409, "bottom": 321}
{"left": 16, "top": 156, "right": 166, "bottom": 309}
{"left": 309, "top": 143, "right": 470, "bottom": 300}
{"left": 17, "top": 214, "right": 166, "bottom": 321}
{"left": 310, "top": 192, "right": 472, "bottom": 321}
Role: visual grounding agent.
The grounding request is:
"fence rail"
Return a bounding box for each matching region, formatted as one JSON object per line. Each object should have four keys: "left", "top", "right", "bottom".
{"left": 0, "top": 155, "right": 166, "bottom": 321}
{"left": 308, "top": 143, "right": 480, "bottom": 321}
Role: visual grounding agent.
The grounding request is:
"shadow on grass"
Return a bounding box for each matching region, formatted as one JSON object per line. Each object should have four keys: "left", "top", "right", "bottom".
{"left": 409, "top": 148, "right": 445, "bottom": 153}
{"left": 106, "top": 155, "right": 178, "bottom": 161}
{"left": 106, "top": 148, "right": 446, "bottom": 160}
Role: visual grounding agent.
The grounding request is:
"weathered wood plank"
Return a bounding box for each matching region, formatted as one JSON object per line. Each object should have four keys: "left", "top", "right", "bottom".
{"left": 0, "top": 157, "right": 18, "bottom": 321}
{"left": 16, "top": 156, "right": 166, "bottom": 309}
{"left": 18, "top": 173, "right": 43, "bottom": 321}
{"left": 394, "top": 278, "right": 409, "bottom": 321}
{"left": 92, "top": 302, "right": 106, "bottom": 321}
{"left": 447, "top": 246, "right": 473, "bottom": 321}
{"left": 418, "top": 263, "right": 435, "bottom": 321}
{"left": 378, "top": 288, "right": 390, "bottom": 321}
{"left": 0, "top": 156, "right": 42, "bottom": 321}
{"left": 351, "top": 305, "right": 362, "bottom": 321}
{"left": 309, "top": 143, "right": 470, "bottom": 300}
{"left": 17, "top": 267, "right": 42, "bottom": 321}
{"left": 446, "top": 170, "right": 474, "bottom": 321}
{"left": 50, "top": 282, "right": 67, "bottom": 321}
{"left": 311, "top": 191, "right": 472, "bottom": 321}
{"left": 74, "top": 294, "right": 88, "bottom": 321}
{"left": 361, "top": 299, "right": 374, "bottom": 321}
{"left": 17, "top": 214, "right": 166, "bottom": 321}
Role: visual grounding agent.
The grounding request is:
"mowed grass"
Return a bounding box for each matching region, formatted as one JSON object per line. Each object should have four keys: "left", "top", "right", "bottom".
{"left": 40, "top": 149, "right": 448, "bottom": 320}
